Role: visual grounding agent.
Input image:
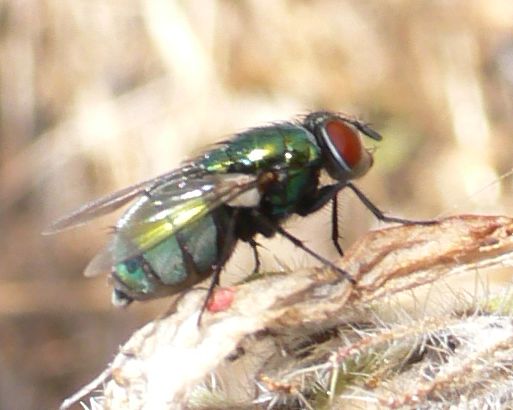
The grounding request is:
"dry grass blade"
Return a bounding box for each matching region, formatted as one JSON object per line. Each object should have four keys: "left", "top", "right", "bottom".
{"left": 63, "top": 214, "right": 513, "bottom": 409}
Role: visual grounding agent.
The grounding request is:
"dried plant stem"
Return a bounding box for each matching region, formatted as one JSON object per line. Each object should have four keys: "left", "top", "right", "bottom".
{"left": 61, "top": 214, "right": 513, "bottom": 409}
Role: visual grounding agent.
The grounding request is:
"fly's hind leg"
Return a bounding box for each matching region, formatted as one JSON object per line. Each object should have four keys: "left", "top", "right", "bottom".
{"left": 197, "top": 264, "right": 222, "bottom": 326}
{"left": 197, "top": 208, "right": 239, "bottom": 326}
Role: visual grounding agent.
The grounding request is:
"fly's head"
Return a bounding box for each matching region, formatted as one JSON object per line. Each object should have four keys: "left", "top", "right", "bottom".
{"left": 303, "top": 111, "right": 382, "bottom": 183}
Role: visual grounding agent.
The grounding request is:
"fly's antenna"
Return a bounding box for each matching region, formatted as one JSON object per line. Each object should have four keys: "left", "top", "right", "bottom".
{"left": 350, "top": 120, "right": 383, "bottom": 141}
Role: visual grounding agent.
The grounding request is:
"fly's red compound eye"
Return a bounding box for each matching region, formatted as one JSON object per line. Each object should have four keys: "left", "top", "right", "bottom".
{"left": 325, "top": 119, "right": 363, "bottom": 169}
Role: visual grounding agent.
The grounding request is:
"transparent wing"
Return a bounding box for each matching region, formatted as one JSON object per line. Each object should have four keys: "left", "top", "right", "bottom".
{"left": 43, "top": 165, "right": 201, "bottom": 234}
{"left": 84, "top": 172, "right": 259, "bottom": 277}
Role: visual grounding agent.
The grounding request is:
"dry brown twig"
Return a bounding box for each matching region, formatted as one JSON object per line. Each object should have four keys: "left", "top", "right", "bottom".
{"left": 61, "top": 215, "right": 513, "bottom": 409}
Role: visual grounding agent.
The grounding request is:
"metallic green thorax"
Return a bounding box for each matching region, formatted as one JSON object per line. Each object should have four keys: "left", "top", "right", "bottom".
{"left": 198, "top": 123, "right": 322, "bottom": 215}
{"left": 200, "top": 124, "right": 321, "bottom": 173}
{"left": 112, "top": 122, "right": 323, "bottom": 302}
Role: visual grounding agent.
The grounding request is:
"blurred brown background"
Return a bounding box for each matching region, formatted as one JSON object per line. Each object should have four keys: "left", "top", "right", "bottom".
{"left": 2, "top": 1, "right": 513, "bottom": 408}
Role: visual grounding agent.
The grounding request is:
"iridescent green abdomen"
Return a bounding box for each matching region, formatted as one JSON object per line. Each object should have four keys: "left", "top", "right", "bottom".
{"left": 112, "top": 206, "right": 235, "bottom": 302}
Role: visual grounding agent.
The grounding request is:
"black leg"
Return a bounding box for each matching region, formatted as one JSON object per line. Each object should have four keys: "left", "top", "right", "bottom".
{"left": 332, "top": 195, "right": 344, "bottom": 257}
{"left": 274, "top": 225, "right": 355, "bottom": 284}
{"left": 297, "top": 183, "right": 347, "bottom": 257}
{"left": 297, "top": 182, "right": 345, "bottom": 216}
{"left": 197, "top": 209, "right": 239, "bottom": 326}
{"left": 251, "top": 210, "right": 355, "bottom": 284}
{"left": 197, "top": 264, "right": 222, "bottom": 326}
{"left": 248, "top": 238, "right": 261, "bottom": 275}
{"left": 346, "top": 183, "right": 437, "bottom": 225}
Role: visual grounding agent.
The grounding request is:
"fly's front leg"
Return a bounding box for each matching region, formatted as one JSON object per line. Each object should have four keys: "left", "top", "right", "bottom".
{"left": 346, "top": 183, "right": 437, "bottom": 225}
{"left": 331, "top": 195, "right": 344, "bottom": 257}
{"left": 297, "top": 182, "right": 347, "bottom": 257}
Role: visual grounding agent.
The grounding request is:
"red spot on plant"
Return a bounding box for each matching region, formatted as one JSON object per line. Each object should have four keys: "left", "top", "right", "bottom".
{"left": 207, "top": 287, "right": 235, "bottom": 312}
